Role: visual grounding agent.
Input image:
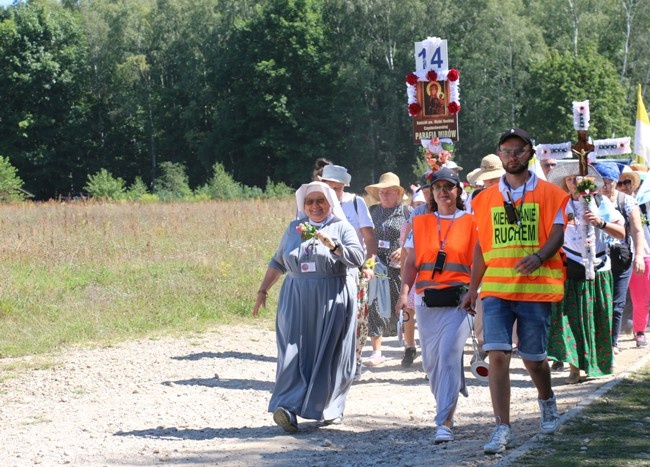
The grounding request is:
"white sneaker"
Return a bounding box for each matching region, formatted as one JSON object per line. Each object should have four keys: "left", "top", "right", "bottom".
{"left": 538, "top": 393, "right": 560, "bottom": 434}
{"left": 434, "top": 425, "right": 454, "bottom": 443}
{"left": 483, "top": 424, "right": 513, "bottom": 454}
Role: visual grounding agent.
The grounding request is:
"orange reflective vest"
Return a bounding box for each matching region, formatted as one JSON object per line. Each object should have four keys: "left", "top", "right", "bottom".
{"left": 471, "top": 181, "right": 569, "bottom": 302}
{"left": 413, "top": 211, "right": 478, "bottom": 293}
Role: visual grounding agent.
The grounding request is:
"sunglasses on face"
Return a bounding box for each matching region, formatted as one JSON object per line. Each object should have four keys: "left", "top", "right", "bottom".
{"left": 541, "top": 162, "right": 557, "bottom": 169}
{"left": 305, "top": 197, "right": 327, "bottom": 206}
{"left": 617, "top": 179, "right": 633, "bottom": 187}
{"left": 431, "top": 184, "right": 456, "bottom": 193}
{"left": 498, "top": 147, "right": 530, "bottom": 158}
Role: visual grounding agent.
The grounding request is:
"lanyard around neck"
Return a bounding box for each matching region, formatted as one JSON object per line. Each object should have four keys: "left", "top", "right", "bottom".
{"left": 436, "top": 210, "right": 457, "bottom": 251}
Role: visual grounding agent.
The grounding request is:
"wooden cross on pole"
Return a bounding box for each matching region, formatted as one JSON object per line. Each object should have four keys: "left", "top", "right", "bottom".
{"left": 536, "top": 101, "right": 631, "bottom": 170}
{"left": 572, "top": 130, "right": 594, "bottom": 177}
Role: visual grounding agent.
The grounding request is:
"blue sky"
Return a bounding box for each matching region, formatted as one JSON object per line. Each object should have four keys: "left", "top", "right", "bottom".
{"left": 0, "top": 1, "right": 16, "bottom": 7}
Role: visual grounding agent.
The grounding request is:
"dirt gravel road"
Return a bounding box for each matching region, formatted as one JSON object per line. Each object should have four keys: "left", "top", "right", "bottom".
{"left": 1, "top": 324, "right": 648, "bottom": 466}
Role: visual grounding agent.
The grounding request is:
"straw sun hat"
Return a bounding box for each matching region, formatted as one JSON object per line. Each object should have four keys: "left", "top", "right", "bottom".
{"left": 546, "top": 161, "right": 604, "bottom": 191}
{"left": 365, "top": 172, "right": 405, "bottom": 201}
{"left": 467, "top": 154, "right": 506, "bottom": 185}
{"left": 619, "top": 165, "right": 641, "bottom": 191}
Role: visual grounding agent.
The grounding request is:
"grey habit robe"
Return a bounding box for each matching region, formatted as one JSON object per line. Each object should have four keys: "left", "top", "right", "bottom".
{"left": 267, "top": 216, "right": 363, "bottom": 421}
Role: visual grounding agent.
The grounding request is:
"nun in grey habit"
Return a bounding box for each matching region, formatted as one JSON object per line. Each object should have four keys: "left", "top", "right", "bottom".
{"left": 253, "top": 181, "right": 364, "bottom": 432}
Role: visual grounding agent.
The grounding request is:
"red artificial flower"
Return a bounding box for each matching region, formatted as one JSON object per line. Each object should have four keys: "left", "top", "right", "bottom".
{"left": 405, "top": 73, "right": 419, "bottom": 86}
{"left": 448, "top": 102, "right": 461, "bottom": 114}
{"left": 447, "top": 69, "right": 459, "bottom": 81}
{"left": 426, "top": 70, "right": 438, "bottom": 82}
{"left": 408, "top": 102, "right": 422, "bottom": 116}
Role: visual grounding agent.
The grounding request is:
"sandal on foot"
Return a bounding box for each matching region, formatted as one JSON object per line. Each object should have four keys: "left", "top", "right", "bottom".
{"left": 363, "top": 353, "right": 386, "bottom": 367}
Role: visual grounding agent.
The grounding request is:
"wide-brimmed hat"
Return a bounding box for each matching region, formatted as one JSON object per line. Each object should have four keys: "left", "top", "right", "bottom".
{"left": 470, "top": 154, "right": 506, "bottom": 184}
{"left": 320, "top": 164, "right": 351, "bottom": 187}
{"left": 619, "top": 165, "right": 641, "bottom": 190}
{"left": 630, "top": 163, "right": 648, "bottom": 182}
{"left": 466, "top": 168, "right": 480, "bottom": 185}
{"left": 365, "top": 172, "right": 405, "bottom": 200}
{"left": 295, "top": 181, "right": 345, "bottom": 221}
{"left": 546, "top": 161, "right": 604, "bottom": 190}
{"left": 444, "top": 160, "right": 463, "bottom": 172}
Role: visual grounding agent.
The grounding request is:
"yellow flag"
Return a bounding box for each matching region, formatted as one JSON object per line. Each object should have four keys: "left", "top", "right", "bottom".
{"left": 634, "top": 84, "right": 650, "bottom": 163}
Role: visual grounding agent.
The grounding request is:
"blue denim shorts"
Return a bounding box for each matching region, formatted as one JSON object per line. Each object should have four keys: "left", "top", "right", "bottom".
{"left": 481, "top": 297, "right": 551, "bottom": 361}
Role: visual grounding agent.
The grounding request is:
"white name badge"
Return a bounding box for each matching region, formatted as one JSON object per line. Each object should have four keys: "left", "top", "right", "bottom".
{"left": 300, "top": 262, "right": 316, "bottom": 273}
{"left": 378, "top": 239, "right": 390, "bottom": 249}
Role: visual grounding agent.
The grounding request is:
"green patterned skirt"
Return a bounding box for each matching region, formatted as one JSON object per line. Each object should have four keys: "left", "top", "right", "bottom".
{"left": 547, "top": 269, "right": 614, "bottom": 377}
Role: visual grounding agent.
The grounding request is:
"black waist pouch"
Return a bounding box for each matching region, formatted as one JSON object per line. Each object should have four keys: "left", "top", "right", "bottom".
{"left": 565, "top": 257, "right": 606, "bottom": 281}
{"left": 423, "top": 286, "right": 466, "bottom": 308}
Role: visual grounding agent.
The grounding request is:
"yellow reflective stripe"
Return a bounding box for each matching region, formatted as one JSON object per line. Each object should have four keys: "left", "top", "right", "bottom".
{"left": 480, "top": 281, "right": 564, "bottom": 294}
{"left": 485, "top": 267, "right": 564, "bottom": 279}
{"left": 483, "top": 248, "right": 530, "bottom": 261}
{"left": 419, "top": 261, "right": 471, "bottom": 274}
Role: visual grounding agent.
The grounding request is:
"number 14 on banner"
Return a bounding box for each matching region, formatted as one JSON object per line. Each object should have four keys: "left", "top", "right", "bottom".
{"left": 414, "top": 37, "right": 448, "bottom": 73}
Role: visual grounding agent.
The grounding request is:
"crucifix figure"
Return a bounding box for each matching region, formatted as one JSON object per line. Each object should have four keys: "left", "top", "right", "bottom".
{"left": 571, "top": 130, "right": 594, "bottom": 177}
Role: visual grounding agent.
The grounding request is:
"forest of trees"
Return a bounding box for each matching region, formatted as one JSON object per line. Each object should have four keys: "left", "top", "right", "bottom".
{"left": 1, "top": 0, "right": 649, "bottom": 199}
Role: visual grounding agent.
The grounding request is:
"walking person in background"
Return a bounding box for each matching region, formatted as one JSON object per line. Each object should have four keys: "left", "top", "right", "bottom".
{"left": 546, "top": 162, "right": 625, "bottom": 384}
{"left": 614, "top": 165, "right": 650, "bottom": 347}
{"left": 594, "top": 163, "right": 646, "bottom": 354}
{"left": 252, "top": 181, "right": 364, "bottom": 432}
{"left": 396, "top": 167, "right": 479, "bottom": 443}
{"left": 364, "top": 172, "right": 411, "bottom": 366}
{"left": 540, "top": 158, "right": 558, "bottom": 178}
{"left": 320, "top": 164, "right": 378, "bottom": 380}
{"left": 312, "top": 157, "right": 333, "bottom": 181}
{"left": 462, "top": 128, "right": 568, "bottom": 454}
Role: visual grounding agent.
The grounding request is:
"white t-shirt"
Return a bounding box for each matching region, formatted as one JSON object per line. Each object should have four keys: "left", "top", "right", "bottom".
{"left": 341, "top": 192, "right": 373, "bottom": 251}
{"left": 564, "top": 195, "right": 624, "bottom": 268}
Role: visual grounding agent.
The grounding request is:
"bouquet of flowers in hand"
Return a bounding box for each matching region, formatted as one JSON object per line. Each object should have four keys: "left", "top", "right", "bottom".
{"left": 362, "top": 256, "right": 387, "bottom": 278}
{"left": 575, "top": 176, "right": 597, "bottom": 202}
{"left": 364, "top": 257, "right": 377, "bottom": 270}
{"left": 296, "top": 222, "right": 318, "bottom": 241}
{"left": 575, "top": 176, "right": 598, "bottom": 280}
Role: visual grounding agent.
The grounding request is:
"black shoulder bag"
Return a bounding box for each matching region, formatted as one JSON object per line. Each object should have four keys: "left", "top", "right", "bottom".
{"left": 609, "top": 192, "right": 632, "bottom": 274}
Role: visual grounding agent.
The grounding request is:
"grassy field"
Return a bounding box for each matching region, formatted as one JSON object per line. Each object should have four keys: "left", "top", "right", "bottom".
{"left": 516, "top": 361, "right": 650, "bottom": 466}
{"left": 0, "top": 199, "right": 294, "bottom": 357}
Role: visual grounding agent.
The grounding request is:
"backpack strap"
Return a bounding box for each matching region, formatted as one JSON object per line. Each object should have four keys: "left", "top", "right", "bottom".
{"left": 353, "top": 195, "right": 359, "bottom": 214}
{"left": 615, "top": 192, "right": 630, "bottom": 243}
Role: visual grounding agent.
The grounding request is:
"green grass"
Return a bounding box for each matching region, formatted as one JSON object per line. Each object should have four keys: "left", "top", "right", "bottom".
{"left": 516, "top": 362, "right": 650, "bottom": 466}
{"left": 0, "top": 199, "right": 292, "bottom": 357}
